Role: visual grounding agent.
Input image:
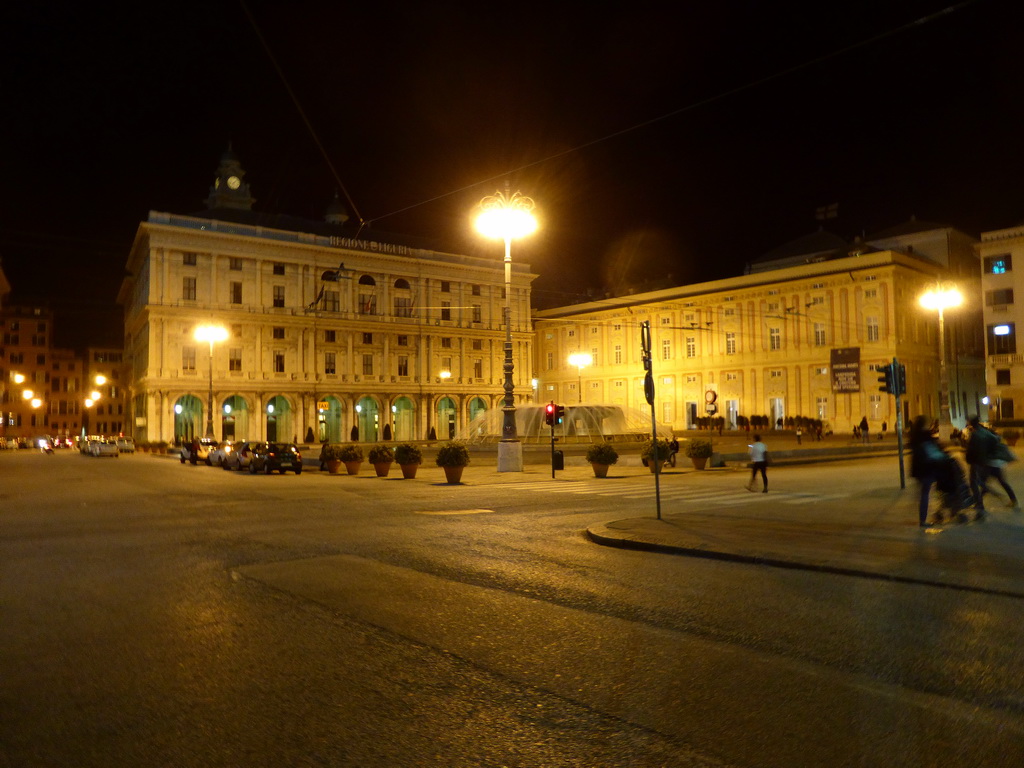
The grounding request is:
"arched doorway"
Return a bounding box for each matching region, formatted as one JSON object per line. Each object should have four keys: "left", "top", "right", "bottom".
{"left": 355, "top": 397, "right": 380, "bottom": 442}
{"left": 391, "top": 397, "right": 415, "bottom": 441}
{"left": 221, "top": 395, "right": 249, "bottom": 441}
{"left": 437, "top": 397, "right": 457, "bottom": 440}
{"left": 265, "top": 396, "right": 292, "bottom": 442}
{"left": 173, "top": 395, "right": 203, "bottom": 443}
{"left": 468, "top": 397, "right": 487, "bottom": 434}
{"left": 318, "top": 396, "right": 343, "bottom": 443}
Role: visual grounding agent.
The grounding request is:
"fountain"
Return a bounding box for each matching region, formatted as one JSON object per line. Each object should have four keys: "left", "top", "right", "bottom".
{"left": 460, "top": 403, "right": 673, "bottom": 444}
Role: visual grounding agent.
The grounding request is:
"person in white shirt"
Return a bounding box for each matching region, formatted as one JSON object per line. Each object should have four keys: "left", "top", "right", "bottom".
{"left": 747, "top": 435, "right": 769, "bottom": 493}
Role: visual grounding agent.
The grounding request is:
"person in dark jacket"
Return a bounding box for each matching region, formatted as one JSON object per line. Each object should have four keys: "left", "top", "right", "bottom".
{"left": 966, "top": 415, "right": 1019, "bottom": 515}
{"left": 910, "top": 415, "right": 946, "bottom": 527}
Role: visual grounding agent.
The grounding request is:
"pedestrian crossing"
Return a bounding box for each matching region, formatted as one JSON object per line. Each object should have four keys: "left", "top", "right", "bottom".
{"left": 512, "top": 480, "right": 847, "bottom": 508}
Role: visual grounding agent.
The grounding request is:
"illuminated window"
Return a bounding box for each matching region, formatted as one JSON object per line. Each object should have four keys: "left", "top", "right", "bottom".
{"left": 985, "top": 254, "right": 1012, "bottom": 274}
{"left": 726, "top": 332, "right": 736, "bottom": 354}
{"left": 988, "top": 323, "right": 1017, "bottom": 354}
{"left": 769, "top": 327, "right": 781, "bottom": 350}
{"left": 866, "top": 317, "right": 879, "bottom": 342}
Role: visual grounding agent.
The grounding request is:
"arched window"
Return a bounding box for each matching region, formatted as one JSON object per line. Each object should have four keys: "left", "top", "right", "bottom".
{"left": 358, "top": 275, "right": 376, "bottom": 286}
{"left": 394, "top": 278, "right": 410, "bottom": 290}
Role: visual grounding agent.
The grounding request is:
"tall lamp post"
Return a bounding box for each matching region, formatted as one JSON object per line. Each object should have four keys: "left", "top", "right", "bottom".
{"left": 919, "top": 284, "right": 963, "bottom": 436}
{"left": 567, "top": 352, "right": 592, "bottom": 404}
{"left": 194, "top": 325, "right": 229, "bottom": 439}
{"left": 475, "top": 188, "right": 538, "bottom": 472}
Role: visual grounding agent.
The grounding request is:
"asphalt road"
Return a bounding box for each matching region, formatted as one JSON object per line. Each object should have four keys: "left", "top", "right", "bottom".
{"left": 2, "top": 450, "right": 1022, "bottom": 767}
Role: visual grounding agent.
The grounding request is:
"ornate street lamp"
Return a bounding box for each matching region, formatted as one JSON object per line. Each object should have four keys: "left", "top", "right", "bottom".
{"left": 194, "top": 325, "right": 229, "bottom": 439}
{"left": 919, "top": 284, "right": 963, "bottom": 435}
{"left": 567, "top": 352, "right": 592, "bottom": 404}
{"left": 475, "top": 188, "right": 537, "bottom": 472}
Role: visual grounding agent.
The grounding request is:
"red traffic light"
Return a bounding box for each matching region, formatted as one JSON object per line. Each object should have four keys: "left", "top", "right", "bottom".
{"left": 545, "top": 402, "right": 556, "bottom": 426}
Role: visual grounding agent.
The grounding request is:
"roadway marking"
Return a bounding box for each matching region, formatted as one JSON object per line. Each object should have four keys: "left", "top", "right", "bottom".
{"left": 511, "top": 481, "right": 847, "bottom": 507}
{"left": 414, "top": 509, "right": 496, "bottom": 516}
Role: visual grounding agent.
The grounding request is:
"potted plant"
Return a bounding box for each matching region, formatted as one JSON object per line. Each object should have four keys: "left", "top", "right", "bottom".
{"left": 1001, "top": 428, "right": 1020, "bottom": 446}
{"left": 684, "top": 437, "right": 713, "bottom": 470}
{"left": 368, "top": 444, "right": 395, "bottom": 477}
{"left": 320, "top": 443, "right": 344, "bottom": 474}
{"left": 585, "top": 442, "right": 619, "bottom": 478}
{"left": 338, "top": 443, "right": 364, "bottom": 475}
{"left": 155, "top": 440, "right": 169, "bottom": 454}
{"left": 641, "top": 438, "right": 671, "bottom": 473}
{"left": 435, "top": 440, "right": 470, "bottom": 484}
{"left": 394, "top": 443, "right": 422, "bottom": 479}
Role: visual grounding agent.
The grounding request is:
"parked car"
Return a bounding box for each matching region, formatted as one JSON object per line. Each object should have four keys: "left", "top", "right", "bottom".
{"left": 249, "top": 442, "right": 303, "bottom": 474}
{"left": 222, "top": 441, "right": 260, "bottom": 471}
{"left": 88, "top": 438, "right": 120, "bottom": 457}
{"left": 179, "top": 438, "right": 218, "bottom": 465}
{"left": 115, "top": 437, "right": 136, "bottom": 453}
{"left": 207, "top": 441, "right": 236, "bottom": 467}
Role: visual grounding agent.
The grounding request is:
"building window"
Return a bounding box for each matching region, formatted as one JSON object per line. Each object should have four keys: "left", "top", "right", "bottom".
{"left": 869, "top": 393, "right": 882, "bottom": 419}
{"left": 546, "top": 351, "right": 553, "bottom": 370}
{"left": 324, "top": 330, "right": 336, "bottom": 343}
{"left": 359, "top": 293, "right": 377, "bottom": 315}
{"left": 568, "top": 329, "right": 575, "bottom": 338}
{"left": 988, "top": 323, "right": 1017, "bottom": 355}
{"left": 441, "top": 301, "right": 451, "bottom": 321}
{"left": 395, "top": 297, "right": 414, "bottom": 317}
{"left": 183, "top": 252, "right": 197, "bottom": 266}
{"left": 770, "top": 369, "right": 783, "bottom": 378}
{"left": 662, "top": 339, "right": 672, "bottom": 360}
{"left": 362, "top": 354, "right": 373, "bottom": 375}
{"left": 324, "top": 352, "right": 336, "bottom": 375}
{"left": 441, "top": 337, "right": 452, "bottom": 348}
{"left": 183, "top": 277, "right": 196, "bottom": 301}
{"left": 472, "top": 339, "right": 482, "bottom": 350}
{"left": 996, "top": 368, "right": 1010, "bottom": 385}
{"left": 473, "top": 359, "right": 483, "bottom": 378}
{"left": 273, "top": 263, "right": 285, "bottom": 275}
{"left": 726, "top": 332, "right": 736, "bottom": 355}
{"left": 866, "top": 317, "right": 879, "bottom": 342}
{"left": 273, "top": 352, "right": 285, "bottom": 373}
{"left": 397, "top": 356, "right": 408, "bottom": 377}
{"left": 724, "top": 308, "right": 735, "bottom": 317}
{"left": 864, "top": 288, "right": 877, "bottom": 299}
{"left": 231, "top": 324, "right": 242, "bottom": 338}
{"left": 323, "top": 291, "right": 340, "bottom": 312}
{"left": 816, "top": 396, "right": 829, "bottom": 420}
{"left": 985, "top": 254, "right": 1012, "bottom": 274}
{"left": 986, "top": 288, "right": 1015, "bottom": 306}
{"left": 230, "top": 257, "right": 242, "bottom": 270}
{"left": 815, "top": 366, "right": 828, "bottom": 375}
{"left": 814, "top": 323, "right": 827, "bottom": 346}
{"left": 229, "top": 348, "right": 242, "bottom": 371}
{"left": 471, "top": 284, "right": 481, "bottom": 296}
{"left": 766, "top": 302, "right": 779, "bottom": 312}
{"left": 272, "top": 327, "right": 284, "bottom": 340}
{"left": 615, "top": 345, "right": 623, "bottom": 364}
{"left": 472, "top": 304, "right": 482, "bottom": 323}
{"left": 769, "top": 327, "right": 781, "bottom": 350}
{"left": 363, "top": 333, "right": 373, "bottom": 344}
{"left": 397, "top": 335, "right": 409, "bottom": 346}
{"left": 182, "top": 346, "right": 196, "bottom": 371}
{"left": 441, "top": 356, "right": 452, "bottom": 373}
{"left": 230, "top": 282, "right": 242, "bottom": 304}
{"left": 440, "top": 281, "right": 450, "bottom": 292}
{"left": 273, "top": 286, "right": 285, "bottom": 308}
{"left": 591, "top": 348, "right": 599, "bottom": 366}
{"left": 686, "top": 337, "right": 696, "bottom": 358}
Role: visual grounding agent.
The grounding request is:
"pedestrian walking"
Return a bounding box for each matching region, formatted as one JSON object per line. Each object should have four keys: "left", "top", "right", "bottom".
{"left": 966, "top": 415, "right": 1019, "bottom": 516}
{"left": 795, "top": 426, "right": 802, "bottom": 445}
{"left": 910, "top": 415, "right": 944, "bottom": 527}
{"left": 859, "top": 416, "right": 870, "bottom": 444}
{"left": 746, "top": 434, "right": 769, "bottom": 493}
{"left": 880, "top": 420, "right": 888, "bottom": 441}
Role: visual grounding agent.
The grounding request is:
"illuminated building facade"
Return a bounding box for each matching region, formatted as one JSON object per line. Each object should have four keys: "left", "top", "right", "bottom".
{"left": 979, "top": 223, "right": 1024, "bottom": 424}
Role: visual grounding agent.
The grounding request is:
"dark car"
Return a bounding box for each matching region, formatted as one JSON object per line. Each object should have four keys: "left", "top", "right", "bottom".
{"left": 249, "top": 442, "right": 303, "bottom": 474}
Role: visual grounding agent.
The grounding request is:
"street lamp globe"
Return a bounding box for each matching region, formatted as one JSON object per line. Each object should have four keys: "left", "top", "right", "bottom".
{"left": 919, "top": 283, "right": 963, "bottom": 435}
{"left": 194, "top": 324, "right": 229, "bottom": 438}
{"left": 568, "top": 352, "right": 593, "bottom": 404}
{"left": 474, "top": 187, "right": 538, "bottom": 473}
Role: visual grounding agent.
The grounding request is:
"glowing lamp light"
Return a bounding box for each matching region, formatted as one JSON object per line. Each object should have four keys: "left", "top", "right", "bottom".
{"left": 194, "top": 325, "right": 230, "bottom": 344}
{"left": 30, "top": 398, "right": 42, "bottom": 408}
{"left": 475, "top": 204, "right": 538, "bottom": 241}
{"left": 568, "top": 352, "right": 593, "bottom": 369}
{"left": 90, "top": 390, "right": 101, "bottom": 401}
{"left": 355, "top": 404, "right": 362, "bottom": 413}
{"left": 982, "top": 396, "right": 991, "bottom": 405}
{"left": 391, "top": 405, "right": 397, "bottom": 413}
{"left": 85, "top": 399, "right": 95, "bottom": 408}
{"left": 439, "top": 370, "right": 451, "bottom": 381}
{"left": 13, "top": 373, "right": 25, "bottom": 384}
{"left": 94, "top": 375, "right": 107, "bottom": 386}
{"left": 267, "top": 403, "right": 275, "bottom": 414}
{"left": 22, "top": 389, "right": 33, "bottom": 400}
{"left": 175, "top": 404, "right": 183, "bottom": 414}
{"left": 919, "top": 287, "right": 963, "bottom": 311}
{"left": 223, "top": 404, "right": 232, "bottom": 414}
{"left": 994, "top": 325, "right": 1011, "bottom": 336}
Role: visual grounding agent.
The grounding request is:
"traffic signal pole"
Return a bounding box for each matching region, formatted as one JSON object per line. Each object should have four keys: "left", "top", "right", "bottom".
{"left": 640, "top": 321, "right": 662, "bottom": 520}
{"left": 878, "top": 357, "right": 907, "bottom": 489}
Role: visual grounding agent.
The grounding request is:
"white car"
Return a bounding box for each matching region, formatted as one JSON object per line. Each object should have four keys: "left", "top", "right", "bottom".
{"left": 207, "top": 441, "right": 236, "bottom": 467}
{"left": 115, "top": 437, "right": 136, "bottom": 453}
{"left": 89, "top": 439, "right": 120, "bottom": 457}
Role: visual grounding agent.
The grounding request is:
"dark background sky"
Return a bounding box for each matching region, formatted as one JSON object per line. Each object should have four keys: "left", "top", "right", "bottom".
{"left": 2, "top": 0, "right": 1022, "bottom": 348}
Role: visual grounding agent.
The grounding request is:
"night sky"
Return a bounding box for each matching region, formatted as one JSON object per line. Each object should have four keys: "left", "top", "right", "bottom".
{"left": 3, "top": 1, "right": 1021, "bottom": 348}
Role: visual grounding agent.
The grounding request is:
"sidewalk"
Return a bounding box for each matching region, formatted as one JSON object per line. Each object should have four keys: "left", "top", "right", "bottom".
{"left": 586, "top": 500, "right": 1024, "bottom": 599}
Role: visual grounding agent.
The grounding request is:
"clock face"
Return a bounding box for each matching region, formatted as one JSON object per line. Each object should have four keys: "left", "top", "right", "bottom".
{"left": 227, "top": 175, "right": 241, "bottom": 190}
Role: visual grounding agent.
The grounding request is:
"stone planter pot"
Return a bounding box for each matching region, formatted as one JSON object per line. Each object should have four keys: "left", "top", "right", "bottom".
{"left": 690, "top": 456, "right": 708, "bottom": 470}
{"left": 591, "top": 462, "right": 610, "bottom": 478}
{"left": 373, "top": 461, "right": 393, "bottom": 478}
{"left": 326, "top": 459, "right": 342, "bottom": 474}
{"left": 442, "top": 465, "right": 465, "bottom": 484}
{"left": 344, "top": 460, "right": 362, "bottom": 476}
{"left": 399, "top": 463, "right": 419, "bottom": 479}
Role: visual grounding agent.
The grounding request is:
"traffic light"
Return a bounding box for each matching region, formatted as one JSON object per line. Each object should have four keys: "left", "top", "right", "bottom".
{"left": 894, "top": 363, "right": 906, "bottom": 396}
{"left": 877, "top": 363, "right": 894, "bottom": 394}
{"left": 554, "top": 404, "right": 565, "bottom": 425}
{"left": 545, "top": 402, "right": 556, "bottom": 426}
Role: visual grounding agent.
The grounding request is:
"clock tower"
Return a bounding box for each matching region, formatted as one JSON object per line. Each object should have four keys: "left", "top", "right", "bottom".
{"left": 205, "top": 144, "right": 255, "bottom": 211}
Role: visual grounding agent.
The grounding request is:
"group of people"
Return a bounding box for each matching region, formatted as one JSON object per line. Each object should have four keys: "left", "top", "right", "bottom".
{"left": 910, "top": 415, "right": 1019, "bottom": 528}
